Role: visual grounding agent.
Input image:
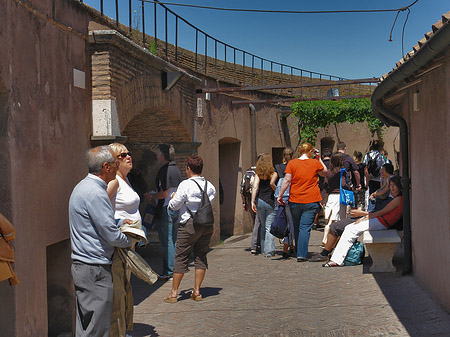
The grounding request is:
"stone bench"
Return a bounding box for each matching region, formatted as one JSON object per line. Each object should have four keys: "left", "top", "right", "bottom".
{"left": 363, "top": 230, "right": 401, "bottom": 273}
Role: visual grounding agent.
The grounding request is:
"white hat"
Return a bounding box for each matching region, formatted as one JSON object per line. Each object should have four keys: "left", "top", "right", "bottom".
{"left": 120, "top": 220, "right": 147, "bottom": 244}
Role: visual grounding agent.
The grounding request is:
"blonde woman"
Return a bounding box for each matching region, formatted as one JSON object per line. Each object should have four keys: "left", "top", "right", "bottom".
{"left": 107, "top": 143, "right": 141, "bottom": 224}
{"left": 277, "top": 143, "right": 328, "bottom": 262}
{"left": 107, "top": 143, "right": 143, "bottom": 337}
{"left": 251, "top": 153, "right": 277, "bottom": 257}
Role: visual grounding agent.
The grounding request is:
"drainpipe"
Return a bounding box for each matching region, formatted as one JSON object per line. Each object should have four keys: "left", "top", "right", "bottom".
{"left": 371, "top": 17, "right": 450, "bottom": 275}
{"left": 373, "top": 99, "right": 412, "bottom": 275}
{"left": 249, "top": 104, "right": 257, "bottom": 165}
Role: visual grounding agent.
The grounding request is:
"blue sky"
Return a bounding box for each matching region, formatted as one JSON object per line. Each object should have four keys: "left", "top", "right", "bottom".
{"left": 84, "top": 0, "right": 449, "bottom": 79}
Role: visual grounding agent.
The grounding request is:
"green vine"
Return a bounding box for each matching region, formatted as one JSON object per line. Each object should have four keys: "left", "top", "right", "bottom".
{"left": 290, "top": 98, "right": 384, "bottom": 144}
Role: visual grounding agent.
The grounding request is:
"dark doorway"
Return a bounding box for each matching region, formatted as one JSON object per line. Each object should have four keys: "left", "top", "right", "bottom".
{"left": 219, "top": 138, "right": 241, "bottom": 240}
{"left": 320, "top": 137, "right": 335, "bottom": 153}
{"left": 272, "top": 147, "right": 284, "bottom": 166}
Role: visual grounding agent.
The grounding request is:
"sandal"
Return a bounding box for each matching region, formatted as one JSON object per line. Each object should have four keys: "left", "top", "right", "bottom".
{"left": 163, "top": 296, "right": 178, "bottom": 303}
{"left": 190, "top": 292, "right": 203, "bottom": 301}
{"left": 322, "top": 261, "right": 341, "bottom": 267}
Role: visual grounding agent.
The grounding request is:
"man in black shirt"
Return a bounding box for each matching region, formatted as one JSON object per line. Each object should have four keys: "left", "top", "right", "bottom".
{"left": 145, "top": 144, "right": 182, "bottom": 280}
{"left": 336, "top": 142, "right": 361, "bottom": 191}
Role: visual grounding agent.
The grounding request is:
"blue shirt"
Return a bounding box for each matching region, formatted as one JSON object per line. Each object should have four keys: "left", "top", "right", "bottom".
{"left": 69, "top": 174, "right": 131, "bottom": 264}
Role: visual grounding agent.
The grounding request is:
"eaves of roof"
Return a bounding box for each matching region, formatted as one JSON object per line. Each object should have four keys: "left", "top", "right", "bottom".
{"left": 372, "top": 10, "right": 450, "bottom": 128}
{"left": 380, "top": 10, "right": 450, "bottom": 83}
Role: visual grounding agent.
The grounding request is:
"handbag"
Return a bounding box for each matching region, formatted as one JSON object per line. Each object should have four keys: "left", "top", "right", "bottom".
{"left": 269, "top": 204, "right": 289, "bottom": 239}
{"left": 343, "top": 241, "right": 365, "bottom": 266}
{"left": 187, "top": 179, "right": 214, "bottom": 226}
{"left": 339, "top": 168, "right": 355, "bottom": 207}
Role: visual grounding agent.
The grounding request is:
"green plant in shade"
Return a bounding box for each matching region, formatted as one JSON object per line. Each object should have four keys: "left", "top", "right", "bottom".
{"left": 291, "top": 98, "right": 384, "bottom": 145}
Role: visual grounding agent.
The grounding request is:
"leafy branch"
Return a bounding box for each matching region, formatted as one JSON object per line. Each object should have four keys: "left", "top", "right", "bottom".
{"left": 290, "top": 98, "right": 384, "bottom": 144}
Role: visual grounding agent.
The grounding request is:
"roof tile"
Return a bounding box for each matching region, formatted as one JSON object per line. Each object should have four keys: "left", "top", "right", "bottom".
{"left": 380, "top": 10, "right": 450, "bottom": 82}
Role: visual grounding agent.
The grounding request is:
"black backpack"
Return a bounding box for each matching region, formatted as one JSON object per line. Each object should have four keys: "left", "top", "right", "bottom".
{"left": 187, "top": 179, "right": 214, "bottom": 226}
{"left": 367, "top": 153, "right": 381, "bottom": 177}
{"left": 269, "top": 204, "right": 289, "bottom": 239}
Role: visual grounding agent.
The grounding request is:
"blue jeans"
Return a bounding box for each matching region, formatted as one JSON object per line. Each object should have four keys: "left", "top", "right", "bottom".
{"left": 256, "top": 199, "right": 276, "bottom": 256}
{"left": 157, "top": 206, "right": 179, "bottom": 276}
{"left": 290, "top": 202, "right": 320, "bottom": 259}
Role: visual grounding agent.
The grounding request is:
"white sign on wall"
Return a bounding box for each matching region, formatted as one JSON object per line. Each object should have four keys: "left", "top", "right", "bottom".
{"left": 73, "top": 68, "right": 85, "bottom": 89}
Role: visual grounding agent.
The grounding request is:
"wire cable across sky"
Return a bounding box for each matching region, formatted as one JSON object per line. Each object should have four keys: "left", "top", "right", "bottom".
{"left": 141, "top": 0, "right": 420, "bottom": 15}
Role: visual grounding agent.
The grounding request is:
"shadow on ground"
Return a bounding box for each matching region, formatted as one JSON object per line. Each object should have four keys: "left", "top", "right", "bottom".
{"left": 127, "top": 323, "right": 159, "bottom": 337}
{"left": 369, "top": 243, "right": 450, "bottom": 336}
{"left": 132, "top": 240, "right": 223, "bottom": 305}
{"left": 177, "top": 286, "right": 222, "bottom": 301}
{"left": 132, "top": 243, "right": 166, "bottom": 305}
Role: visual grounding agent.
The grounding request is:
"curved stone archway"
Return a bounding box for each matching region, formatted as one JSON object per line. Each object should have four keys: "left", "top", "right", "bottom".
{"left": 122, "top": 107, "right": 191, "bottom": 144}
{"left": 116, "top": 75, "right": 194, "bottom": 144}
{"left": 320, "top": 136, "right": 335, "bottom": 152}
{"left": 114, "top": 76, "right": 199, "bottom": 202}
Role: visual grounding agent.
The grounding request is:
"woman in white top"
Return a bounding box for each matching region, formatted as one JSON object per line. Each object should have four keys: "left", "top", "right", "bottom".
{"left": 107, "top": 143, "right": 143, "bottom": 337}
{"left": 164, "top": 155, "right": 216, "bottom": 303}
{"left": 107, "top": 143, "right": 141, "bottom": 223}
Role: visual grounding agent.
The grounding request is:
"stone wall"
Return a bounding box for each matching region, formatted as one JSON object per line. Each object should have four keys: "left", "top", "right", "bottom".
{"left": 390, "top": 48, "right": 450, "bottom": 312}
{"left": 1, "top": 0, "right": 92, "bottom": 336}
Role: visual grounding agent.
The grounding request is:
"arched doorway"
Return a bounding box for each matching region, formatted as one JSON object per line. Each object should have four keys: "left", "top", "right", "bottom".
{"left": 320, "top": 137, "right": 335, "bottom": 153}
{"left": 219, "top": 137, "right": 241, "bottom": 239}
{"left": 121, "top": 107, "right": 194, "bottom": 193}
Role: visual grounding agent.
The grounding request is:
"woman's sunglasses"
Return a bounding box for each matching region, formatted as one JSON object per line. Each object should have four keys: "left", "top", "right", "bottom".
{"left": 118, "top": 152, "right": 132, "bottom": 158}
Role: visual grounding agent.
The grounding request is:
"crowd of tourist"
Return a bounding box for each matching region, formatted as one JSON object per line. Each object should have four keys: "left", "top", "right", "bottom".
{"left": 244, "top": 140, "right": 402, "bottom": 268}
{"left": 67, "top": 139, "right": 400, "bottom": 336}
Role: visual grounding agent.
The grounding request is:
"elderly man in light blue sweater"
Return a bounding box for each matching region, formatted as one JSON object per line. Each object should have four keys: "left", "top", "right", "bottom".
{"left": 69, "top": 146, "right": 132, "bottom": 337}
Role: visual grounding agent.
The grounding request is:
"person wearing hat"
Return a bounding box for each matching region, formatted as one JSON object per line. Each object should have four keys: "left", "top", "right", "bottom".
{"left": 69, "top": 146, "right": 132, "bottom": 337}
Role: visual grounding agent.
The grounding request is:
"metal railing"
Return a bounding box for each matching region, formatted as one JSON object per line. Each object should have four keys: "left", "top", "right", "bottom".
{"left": 79, "top": 0, "right": 374, "bottom": 97}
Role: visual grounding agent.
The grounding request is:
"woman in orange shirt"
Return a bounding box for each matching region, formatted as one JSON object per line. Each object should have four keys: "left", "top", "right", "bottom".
{"left": 277, "top": 143, "right": 328, "bottom": 261}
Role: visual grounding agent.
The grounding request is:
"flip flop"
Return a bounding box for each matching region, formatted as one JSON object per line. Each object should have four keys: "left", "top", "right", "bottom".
{"left": 322, "top": 261, "right": 341, "bottom": 267}
{"left": 190, "top": 292, "right": 203, "bottom": 301}
{"left": 163, "top": 296, "right": 178, "bottom": 303}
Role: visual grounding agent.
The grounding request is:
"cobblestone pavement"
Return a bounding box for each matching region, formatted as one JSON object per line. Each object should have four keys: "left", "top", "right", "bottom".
{"left": 130, "top": 228, "right": 450, "bottom": 337}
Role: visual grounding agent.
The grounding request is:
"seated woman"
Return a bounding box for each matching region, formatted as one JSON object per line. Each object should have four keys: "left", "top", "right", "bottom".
{"left": 368, "top": 163, "right": 394, "bottom": 212}
{"left": 311, "top": 175, "right": 402, "bottom": 266}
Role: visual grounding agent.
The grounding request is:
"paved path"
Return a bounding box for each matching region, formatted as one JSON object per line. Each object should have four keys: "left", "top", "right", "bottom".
{"left": 130, "top": 229, "right": 450, "bottom": 337}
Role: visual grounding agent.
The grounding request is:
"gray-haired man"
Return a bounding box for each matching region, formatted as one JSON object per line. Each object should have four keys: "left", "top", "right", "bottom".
{"left": 69, "top": 146, "right": 132, "bottom": 337}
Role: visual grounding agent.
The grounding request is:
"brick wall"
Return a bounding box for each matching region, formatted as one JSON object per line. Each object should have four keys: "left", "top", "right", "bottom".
{"left": 91, "top": 31, "right": 199, "bottom": 144}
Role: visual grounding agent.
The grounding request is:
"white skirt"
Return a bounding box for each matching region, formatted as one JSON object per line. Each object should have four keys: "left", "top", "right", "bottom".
{"left": 324, "top": 193, "right": 346, "bottom": 222}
